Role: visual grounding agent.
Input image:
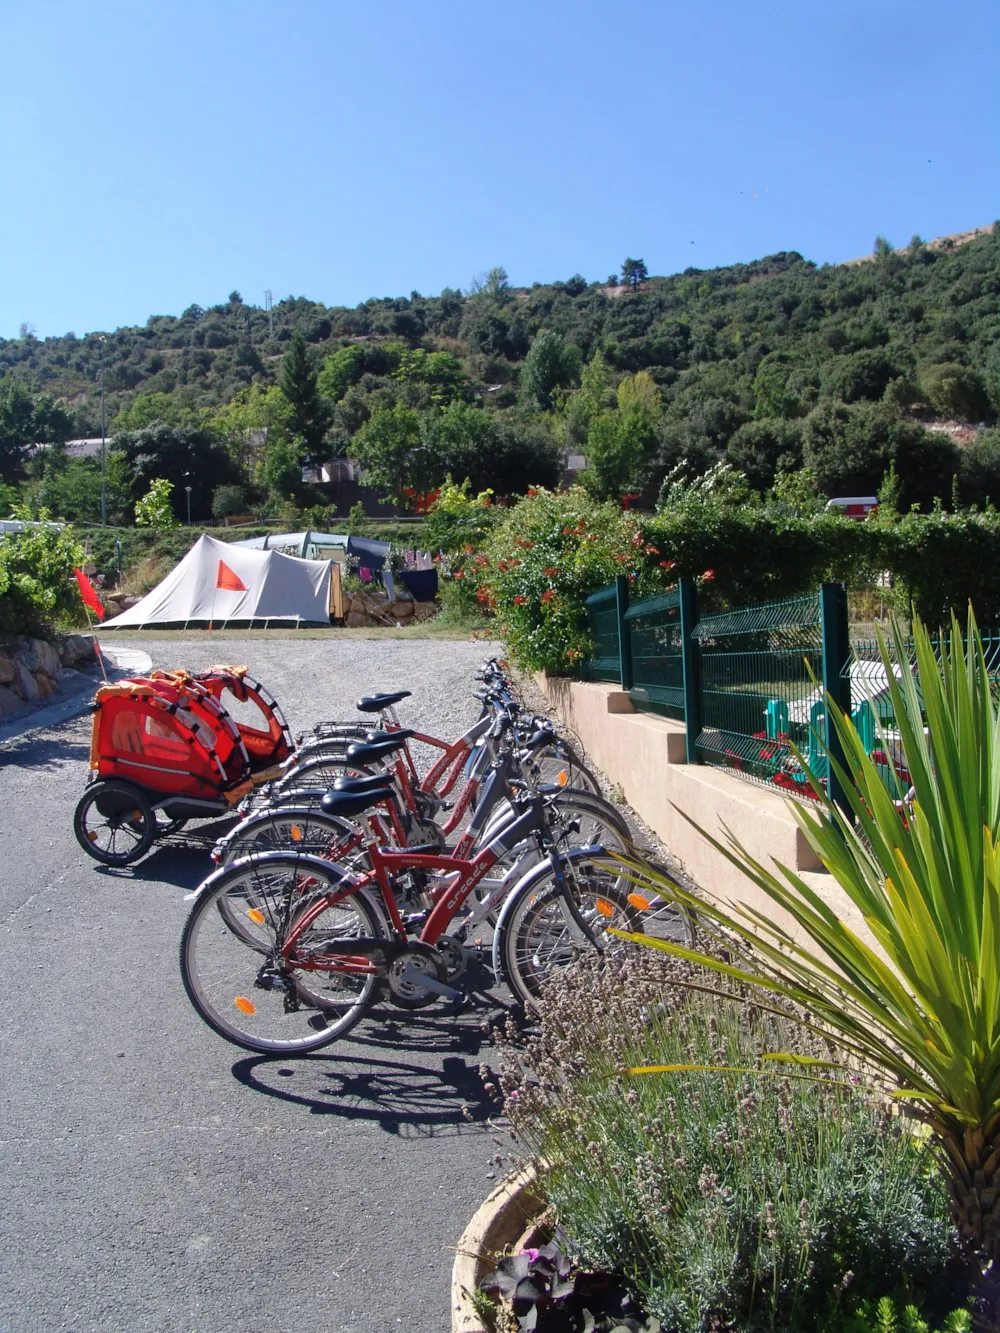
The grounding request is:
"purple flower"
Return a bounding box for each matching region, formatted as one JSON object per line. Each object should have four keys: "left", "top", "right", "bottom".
{"left": 519, "top": 1248, "right": 540, "bottom": 1263}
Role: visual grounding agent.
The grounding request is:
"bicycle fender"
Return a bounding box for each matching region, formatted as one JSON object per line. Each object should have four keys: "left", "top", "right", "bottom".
{"left": 183, "top": 849, "right": 355, "bottom": 903}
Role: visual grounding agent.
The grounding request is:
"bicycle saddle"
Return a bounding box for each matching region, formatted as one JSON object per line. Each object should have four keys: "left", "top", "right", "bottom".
{"left": 364, "top": 728, "right": 415, "bottom": 745}
{"left": 346, "top": 735, "right": 408, "bottom": 766}
{"left": 356, "top": 690, "right": 412, "bottom": 713}
{"left": 333, "top": 774, "right": 396, "bottom": 797}
{"left": 320, "top": 786, "right": 394, "bottom": 819}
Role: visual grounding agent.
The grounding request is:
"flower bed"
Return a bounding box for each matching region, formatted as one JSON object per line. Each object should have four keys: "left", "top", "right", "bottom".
{"left": 489, "top": 955, "right": 973, "bottom": 1333}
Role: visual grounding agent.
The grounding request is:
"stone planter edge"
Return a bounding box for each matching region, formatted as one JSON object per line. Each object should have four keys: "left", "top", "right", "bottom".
{"left": 451, "top": 1163, "right": 542, "bottom": 1333}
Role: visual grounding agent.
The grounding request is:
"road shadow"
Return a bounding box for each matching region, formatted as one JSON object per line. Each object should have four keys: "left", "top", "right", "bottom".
{"left": 0, "top": 732, "right": 90, "bottom": 771}
{"left": 231, "top": 1001, "right": 507, "bottom": 1137}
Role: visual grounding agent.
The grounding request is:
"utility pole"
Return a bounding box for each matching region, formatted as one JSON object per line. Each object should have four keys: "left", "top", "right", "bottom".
{"left": 99, "top": 336, "right": 107, "bottom": 526}
{"left": 265, "top": 289, "right": 273, "bottom": 340}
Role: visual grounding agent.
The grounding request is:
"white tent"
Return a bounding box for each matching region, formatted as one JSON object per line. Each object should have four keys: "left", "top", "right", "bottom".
{"left": 102, "top": 533, "right": 332, "bottom": 629}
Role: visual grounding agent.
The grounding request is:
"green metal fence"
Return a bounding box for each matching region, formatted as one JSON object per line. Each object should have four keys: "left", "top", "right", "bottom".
{"left": 691, "top": 594, "right": 828, "bottom": 796}
{"left": 624, "top": 589, "right": 685, "bottom": 719}
{"left": 581, "top": 582, "right": 623, "bottom": 683}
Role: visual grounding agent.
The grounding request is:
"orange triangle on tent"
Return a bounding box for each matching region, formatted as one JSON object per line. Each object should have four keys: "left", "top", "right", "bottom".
{"left": 216, "top": 560, "right": 248, "bottom": 592}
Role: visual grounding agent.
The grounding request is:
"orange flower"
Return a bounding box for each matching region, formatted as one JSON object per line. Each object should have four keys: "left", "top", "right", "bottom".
{"left": 497, "top": 559, "right": 509, "bottom": 572}
{"left": 615, "top": 554, "right": 628, "bottom": 563}
{"left": 453, "top": 569, "right": 465, "bottom": 580}
{"left": 701, "top": 569, "right": 716, "bottom": 582}
{"left": 562, "top": 526, "right": 574, "bottom": 535}
{"left": 659, "top": 559, "right": 676, "bottom": 570}
{"left": 543, "top": 566, "right": 558, "bottom": 577}
{"left": 645, "top": 545, "right": 660, "bottom": 555}
{"left": 540, "top": 589, "right": 555, "bottom": 604}
{"left": 513, "top": 594, "right": 526, "bottom": 605}
{"left": 526, "top": 487, "right": 538, "bottom": 497}
{"left": 509, "top": 557, "right": 521, "bottom": 566}
{"left": 463, "top": 543, "right": 475, "bottom": 554}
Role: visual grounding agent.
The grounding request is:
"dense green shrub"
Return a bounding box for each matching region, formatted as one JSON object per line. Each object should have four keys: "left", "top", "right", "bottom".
{"left": 0, "top": 512, "right": 85, "bottom": 633}
{"left": 498, "top": 956, "right": 969, "bottom": 1333}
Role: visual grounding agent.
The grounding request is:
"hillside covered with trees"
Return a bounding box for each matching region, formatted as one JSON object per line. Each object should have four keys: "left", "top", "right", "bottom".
{"left": 1, "top": 226, "right": 998, "bottom": 526}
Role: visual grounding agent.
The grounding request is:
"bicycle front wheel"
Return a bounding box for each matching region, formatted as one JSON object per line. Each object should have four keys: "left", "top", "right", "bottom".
{"left": 495, "top": 849, "right": 644, "bottom": 1010}
{"left": 180, "top": 853, "right": 383, "bottom": 1054}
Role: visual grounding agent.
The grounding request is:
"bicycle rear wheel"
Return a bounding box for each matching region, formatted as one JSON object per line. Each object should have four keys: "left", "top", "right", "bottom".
{"left": 528, "top": 739, "right": 601, "bottom": 796}
{"left": 495, "top": 849, "right": 645, "bottom": 1010}
{"left": 180, "top": 853, "right": 383, "bottom": 1054}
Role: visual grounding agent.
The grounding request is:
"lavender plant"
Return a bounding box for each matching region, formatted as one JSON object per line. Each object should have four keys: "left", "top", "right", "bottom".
{"left": 495, "top": 955, "right": 969, "bottom": 1333}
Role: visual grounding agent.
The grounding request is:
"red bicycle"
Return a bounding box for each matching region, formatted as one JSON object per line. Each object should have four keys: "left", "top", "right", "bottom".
{"left": 178, "top": 783, "right": 665, "bottom": 1054}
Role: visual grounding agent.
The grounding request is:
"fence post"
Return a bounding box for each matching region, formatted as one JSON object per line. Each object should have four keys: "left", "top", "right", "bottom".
{"left": 615, "top": 574, "right": 633, "bottom": 691}
{"left": 820, "top": 581, "right": 851, "bottom": 813}
{"left": 679, "top": 577, "right": 701, "bottom": 764}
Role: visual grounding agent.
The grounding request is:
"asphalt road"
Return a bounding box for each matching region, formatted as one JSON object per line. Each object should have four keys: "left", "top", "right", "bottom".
{"left": 0, "top": 639, "right": 512, "bottom": 1333}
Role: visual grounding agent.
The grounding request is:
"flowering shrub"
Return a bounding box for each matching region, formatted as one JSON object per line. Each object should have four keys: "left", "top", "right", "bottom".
{"left": 480, "top": 488, "right": 661, "bottom": 673}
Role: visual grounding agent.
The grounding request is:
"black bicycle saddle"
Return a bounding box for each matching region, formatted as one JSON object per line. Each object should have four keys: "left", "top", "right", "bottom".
{"left": 320, "top": 786, "right": 394, "bottom": 819}
{"left": 356, "top": 691, "right": 412, "bottom": 713}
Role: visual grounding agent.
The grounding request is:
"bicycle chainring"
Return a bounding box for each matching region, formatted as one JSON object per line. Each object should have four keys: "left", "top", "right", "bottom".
{"left": 386, "top": 942, "right": 447, "bottom": 1010}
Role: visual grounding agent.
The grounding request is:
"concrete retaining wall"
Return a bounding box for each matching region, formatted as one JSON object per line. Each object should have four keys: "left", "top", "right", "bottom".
{"left": 536, "top": 674, "right": 874, "bottom": 954}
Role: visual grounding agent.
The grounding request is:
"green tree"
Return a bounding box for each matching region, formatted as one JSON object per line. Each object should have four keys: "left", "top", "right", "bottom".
{"left": 0, "top": 379, "right": 42, "bottom": 481}
{"left": 113, "top": 391, "right": 197, "bottom": 432}
{"left": 919, "top": 363, "right": 992, "bottom": 421}
{"left": 728, "top": 418, "right": 804, "bottom": 490}
{"left": 134, "top": 478, "right": 177, "bottom": 528}
{"left": 317, "top": 344, "right": 365, "bottom": 402}
{"left": 209, "top": 383, "right": 293, "bottom": 479}
{"left": 822, "top": 348, "right": 903, "bottom": 403}
{"left": 279, "top": 330, "right": 332, "bottom": 466}
{"left": 349, "top": 402, "right": 424, "bottom": 498}
{"left": 620, "top": 257, "right": 649, "bottom": 289}
{"left": 115, "top": 423, "right": 240, "bottom": 522}
{"left": 212, "top": 485, "right": 247, "bottom": 520}
{"left": 0, "top": 505, "right": 86, "bottom": 633}
{"left": 520, "top": 330, "right": 582, "bottom": 409}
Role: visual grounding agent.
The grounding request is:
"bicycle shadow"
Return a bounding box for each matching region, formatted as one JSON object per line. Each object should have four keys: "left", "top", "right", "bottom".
{"left": 231, "top": 1034, "right": 500, "bottom": 1138}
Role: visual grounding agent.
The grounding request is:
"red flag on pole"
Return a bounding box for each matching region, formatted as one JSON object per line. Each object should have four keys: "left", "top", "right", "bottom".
{"left": 73, "top": 568, "right": 106, "bottom": 621}
{"left": 216, "top": 560, "right": 247, "bottom": 592}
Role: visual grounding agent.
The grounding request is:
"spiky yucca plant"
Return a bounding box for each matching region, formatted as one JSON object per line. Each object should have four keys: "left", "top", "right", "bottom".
{"left": 617, "top": 609, "right": 1000, "bottom": 1276}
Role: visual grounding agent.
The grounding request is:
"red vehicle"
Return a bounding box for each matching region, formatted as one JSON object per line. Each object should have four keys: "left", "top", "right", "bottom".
{"left": 74, "top": 668, "right": 289, "bottom": 866}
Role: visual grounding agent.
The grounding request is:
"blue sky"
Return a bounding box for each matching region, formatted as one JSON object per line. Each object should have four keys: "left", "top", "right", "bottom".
{"left": 2, "top": 0, "right": 997, "bottom": 340}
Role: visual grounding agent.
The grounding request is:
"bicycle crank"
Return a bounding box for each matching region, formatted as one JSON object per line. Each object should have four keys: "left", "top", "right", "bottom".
{"left": 386, "top": 942, "right": 462, "bottom": 1010}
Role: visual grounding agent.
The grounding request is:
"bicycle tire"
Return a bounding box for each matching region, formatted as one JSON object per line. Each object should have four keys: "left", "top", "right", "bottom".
{"left": 495, "top": 848, "right": 645, "bottom": 1010}
{"left": 528, "top": 739, "right": 601, "bottom": 797}
{"left": 180, "top": 852, "right": 383, "bottom": 1055}
{"left": 74, "top": 780, "right": 156, "bottom": 866}
{"left": 271, "top": 755, "right": 374, "bottom": 797}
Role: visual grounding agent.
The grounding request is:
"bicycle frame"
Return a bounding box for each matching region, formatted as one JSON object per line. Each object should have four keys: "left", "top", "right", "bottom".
{"left": 280, "top": 799, "right": 544, "bottom": 975}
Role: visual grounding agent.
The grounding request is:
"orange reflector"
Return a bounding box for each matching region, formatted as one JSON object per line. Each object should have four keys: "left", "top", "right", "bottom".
{"left": 87, "top": 830, "right": 99, "bottom": 842}
{"left": 627, "top": 893, "right": 651, "bottom": 911}
{"left": 247, "top": 908, "right": 265, "bottom": 925}
{"left": 234, "top": 996, "right": 256, "bottom": 1015}
{"left": 595, "top": 898, "right": 614, "bottom": 918}
{"left": 290, "top": 824, "right": 304, "bottom": 842}
{"left": 556, "top": 769, "right": 569, "bottom": 787}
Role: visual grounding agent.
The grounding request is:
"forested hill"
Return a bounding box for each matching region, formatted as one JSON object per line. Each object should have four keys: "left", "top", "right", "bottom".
{"left": 2, "top": 225, "right": 999, "bottom": 523}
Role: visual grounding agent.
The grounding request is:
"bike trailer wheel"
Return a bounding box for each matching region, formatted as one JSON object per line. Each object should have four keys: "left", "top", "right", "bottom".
{"left": 74, "top": 779, "right": 156, "bottom": 866}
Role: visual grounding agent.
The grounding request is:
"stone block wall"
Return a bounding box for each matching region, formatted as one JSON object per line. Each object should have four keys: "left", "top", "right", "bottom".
{"left": 0, "top": 634, "right": 96, "bottom": 718}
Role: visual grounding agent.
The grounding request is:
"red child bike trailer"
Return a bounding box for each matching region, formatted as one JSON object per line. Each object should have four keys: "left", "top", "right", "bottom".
{"left": 189, "top": 664, "right": 294, "bottom": 770}
{"left": 74, "top": 674, "right": 265, "bottom": 866}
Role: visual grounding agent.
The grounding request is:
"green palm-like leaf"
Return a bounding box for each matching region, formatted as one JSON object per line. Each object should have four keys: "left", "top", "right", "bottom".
{"left": 617, "top": 608, "right": 1000, "bottom": 1148}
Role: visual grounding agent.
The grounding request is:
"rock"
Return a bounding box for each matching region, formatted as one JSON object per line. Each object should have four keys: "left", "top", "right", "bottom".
{"left": 345, "top": 611, "right": 368, "bottom": 628}
{"left": 413, "top": 601, "right": 439, "bottom": 622}
{"left": 33, "top": 671, "right": 56, "bottom": 699}
{"left": 59, "top": 635, "right": 93, "bottom": 666}
{"left": 0, "top": 651, "right": 13, "bottom": 685}
{"left": 29, "top": 638, "right": 62, "bottom": 677}
{"left": 11, "top": 657, "right": 39, "bottom": 701}
{"left": 390, "top": 600, "right": 415, "bottom": 619}
{"left": 0, "top": 684, "right": 23, "bottom": 717}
